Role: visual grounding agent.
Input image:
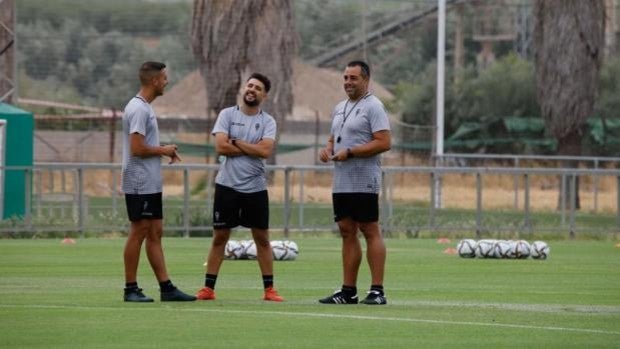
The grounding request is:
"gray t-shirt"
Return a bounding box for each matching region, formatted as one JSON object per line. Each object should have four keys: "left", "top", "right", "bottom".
{"left": 121, "top": 96, "right": 162, "bottom": 194}
{"left": 330, "top": 94, "right": 391, "bottom": 194}
{"left": 212, "top": 106, "right": 277, "bottom": 193}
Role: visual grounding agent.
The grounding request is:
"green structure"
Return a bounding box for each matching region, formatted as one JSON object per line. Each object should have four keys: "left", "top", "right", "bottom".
{"left": 0, "top": 103, "right": 34, "bottom": 219}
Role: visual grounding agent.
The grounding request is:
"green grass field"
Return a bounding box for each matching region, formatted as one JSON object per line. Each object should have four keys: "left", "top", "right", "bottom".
{"left": 1, "top": 237, "right": 619, "bottom": 348}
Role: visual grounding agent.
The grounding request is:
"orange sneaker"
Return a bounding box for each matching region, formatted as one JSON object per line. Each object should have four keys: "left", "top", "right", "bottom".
{"left": 263, "top": 287, "right": 284, "bottom": 302}
{"left": 196, "top": 287, "right": 216, "bottom": 300}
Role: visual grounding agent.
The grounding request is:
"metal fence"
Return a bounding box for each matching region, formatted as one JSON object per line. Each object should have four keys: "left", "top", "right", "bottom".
{"left": 1, "top": 162, "right": 619, "bottom": 238}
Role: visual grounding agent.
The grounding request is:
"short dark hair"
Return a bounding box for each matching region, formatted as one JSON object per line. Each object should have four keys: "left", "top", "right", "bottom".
{"left": 139, "top": 61, "right": 166, "bottom": 85}
{"left": 248, "top": 72, "right": 271, "bottom": 93}
{"left": 346, "top": 60, "right": 370, "bottom": 79}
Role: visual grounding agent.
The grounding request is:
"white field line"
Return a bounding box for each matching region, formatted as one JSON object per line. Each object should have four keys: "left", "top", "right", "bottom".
{"left": 1, "top": 303, "right": 619, "bottom": 336}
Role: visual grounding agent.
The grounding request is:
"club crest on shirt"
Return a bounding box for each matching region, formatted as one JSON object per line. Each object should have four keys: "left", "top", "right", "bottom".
{"left": 356, "top": 109, "right": 360, "bottom": 115}
{"left": 255, "top": 123, "right": 260, "bottom": 130}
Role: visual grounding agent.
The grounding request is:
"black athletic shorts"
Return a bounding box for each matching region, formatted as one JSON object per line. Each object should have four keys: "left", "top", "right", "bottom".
{"left": 125, "top": 193, "right": 163, "bottom": 222}
{"left": 213, "top": 184, "right": 269, "bottom": 229}
{"left": 332, "top": 192, "right": 379, "bottom": 223}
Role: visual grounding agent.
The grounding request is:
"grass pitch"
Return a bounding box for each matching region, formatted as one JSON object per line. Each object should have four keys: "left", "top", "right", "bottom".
{"left": 0, "top": 237, "right": 619, "bottom": 348}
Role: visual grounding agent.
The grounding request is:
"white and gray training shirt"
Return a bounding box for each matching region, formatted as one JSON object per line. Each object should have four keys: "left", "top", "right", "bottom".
{"left": 330, "top": 94, "right": 391, "bottom": 194}
{"left": 212, "top": 106, "right": 277, "bottom": 193}
{"left": 121, "top": 96, "right": 163, "bottom": 194}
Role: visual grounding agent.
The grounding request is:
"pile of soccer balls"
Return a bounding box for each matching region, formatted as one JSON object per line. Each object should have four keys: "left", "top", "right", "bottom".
{"left": 224, "top": 240, "right": 299, "bottom": 261}
{"left": 456, "top": 239, "right": 550, "bottom": 259}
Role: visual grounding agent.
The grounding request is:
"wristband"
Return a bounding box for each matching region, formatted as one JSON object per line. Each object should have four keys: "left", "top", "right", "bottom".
{"left": 231, "top": 139, "right": 236, "bottom": 146}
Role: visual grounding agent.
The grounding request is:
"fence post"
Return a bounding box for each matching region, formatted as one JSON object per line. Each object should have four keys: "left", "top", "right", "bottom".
{"left": 298, "top": 169, "right": 304, "bottom": 230}
{"left": 381, "top": 170, "right": 390, "bottom": 236}
{"left": 284, "top": 167, "right": 291, "bottom": 238}
{"left": 523, "top": 173, "right": 531, "bottom": 235}
{"left": 36, "top": 170, "right": 42, "bottom": 217}
{"left": 77, "top": 168, "right": 84, "bottom": 238}
{"left": 25, "top": 168, "right": 32, "bottom": 233}
{"left": 616, "top": 176, "right": 620, "bottom": 230}
{"left": 429, "top": 172, "right": 436, "bottom": 231}
{"left": 183, "top": 168, "right": 189, "bottom": 238}
{"left": 476, "top": 172, "right": 482, "bottom": 237}
{"left": 560, "top": 173, "right": 566, "bottom": 227}
{"left": 388, "top": 170, "right": 394, "bottom": 233}
{"left": 111, "top": 168, "right": 117, "bottom": 217}
{"left": 514, "top": 157, "right": 519, "bottom": 209}
{"left": 593, "top": 159, "right": 599, "bottom": 213}
{"left": 569, "top": 174, "right": 576, "bottom": 239}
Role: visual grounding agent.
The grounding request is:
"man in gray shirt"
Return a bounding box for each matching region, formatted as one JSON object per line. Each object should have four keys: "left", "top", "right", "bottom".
{"left": 121, "top": 61, "right": 195, "bottom": 302}
{"left": 195, "top": 73, "right": 284, "bottom": 302}
{"left": 318, "top": 61, "right": 391, "bottom": 305}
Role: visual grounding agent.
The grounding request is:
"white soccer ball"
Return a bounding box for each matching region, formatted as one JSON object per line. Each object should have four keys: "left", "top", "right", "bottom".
{"left": 224, "top": 240, "right": 244, "bottom": 260}
{"left": 530, "top": 241, "right": 550, "bottom": 260}
{"left": 493, "top": 240, "right": 512, "bottom": 259}
{"left": 503, "top": 240, "right": 517, "bottom": 259}
{"left": 240, "top": 240, "right": 257, "bottom": 260}
{"left": 283, "top": 240, "right": 299, "bottom": 256}
{"left": 514, "top": 240, "right": 531, "bottom": 259}
{"left": 271, "top": 240, "right": 299, "bottom": 261}
{"left": 456, "top": 239, "right": 476, "bottom": 258}
{"left": 475, "top": 239, "right": 496, "bottom": 258}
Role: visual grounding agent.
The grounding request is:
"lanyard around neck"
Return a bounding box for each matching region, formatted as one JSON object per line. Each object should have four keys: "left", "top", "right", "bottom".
{"left": 337, "top": 93, "right": 370, "bottom": 143}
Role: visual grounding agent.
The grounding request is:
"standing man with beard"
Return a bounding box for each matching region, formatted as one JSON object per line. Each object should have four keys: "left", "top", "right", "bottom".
{"left": 195, "top": 73, "right": 284, "bottom": 302}
{"left": 318, "top": 61, "right": 391, "bottom": 305}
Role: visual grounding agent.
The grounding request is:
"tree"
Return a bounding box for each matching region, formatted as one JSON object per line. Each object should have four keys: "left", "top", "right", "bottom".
{"left": 533, "top": 0, "right": 606, "bottom": 211}
{"left": 190, "top": 0, "right": 297, "bottom": 163}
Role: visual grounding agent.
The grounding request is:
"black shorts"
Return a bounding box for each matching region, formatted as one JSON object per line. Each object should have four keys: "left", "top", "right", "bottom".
{"left": 213, "top": 184, "right": 269, "bottom": 229}
{"left": 125, "top": 193, "right": 163, "bottom": 222}
{"left": 333, "top": 192, "right": 379, "bottom": 223}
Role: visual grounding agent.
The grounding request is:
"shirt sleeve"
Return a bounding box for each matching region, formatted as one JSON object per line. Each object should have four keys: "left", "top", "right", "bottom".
{"left": 262, "top": 116, "right": 277, "bottom": 140}
{"left": 127, "top": 104, "right": 148, "bottom": 136}
{"left": 368, "top": 101, "right": 391, "bottom": 133}
{"left": 212, "top": 108, "right": 230, "bottom": 136}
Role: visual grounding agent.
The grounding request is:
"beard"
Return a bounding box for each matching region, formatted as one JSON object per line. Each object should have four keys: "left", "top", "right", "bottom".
{"left": 243, "top": 94, "right": 259, "bottom": 107}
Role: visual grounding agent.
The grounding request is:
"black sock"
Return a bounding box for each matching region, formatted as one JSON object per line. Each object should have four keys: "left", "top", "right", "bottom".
{"left": 342, "top": 285, "right": 357, "bottom": 296}
{"left": 262, "top": 275, "right": 273, "bottom": 289}
{"left": 124, "top": 282, "right": 138, "bottom": 292}
{"left": 159, "top": 280, "right": 175, "bottom": 292}
{"left": 370, "top": 284, "right": 384, "bottom": 295}
{"left": 205, "top": 273, "right": 217, "bottom": 289}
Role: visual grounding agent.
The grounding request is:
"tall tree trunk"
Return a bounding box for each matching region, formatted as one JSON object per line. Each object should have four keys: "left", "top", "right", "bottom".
{"left": 533, "top": 0, "right": 605, "bottom": 210}
{"left": 191, "top": 0, "right": 297, "bottom": 165}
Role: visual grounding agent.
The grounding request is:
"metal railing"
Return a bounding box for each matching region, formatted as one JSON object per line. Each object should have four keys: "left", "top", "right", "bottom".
{"left": 1, "top": 162, "right": 619, "bottom": 238}
{"left": 434, "top": 153, "right": 620, "bottom": 212}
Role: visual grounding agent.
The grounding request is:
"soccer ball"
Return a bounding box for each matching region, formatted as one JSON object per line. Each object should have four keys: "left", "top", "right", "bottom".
{"left": 503, "top": 240, "right": 517, "bottom": 259}
{"left": 530, "top": 241, "right": 550, "bottom": 260}
{"left": 514, "top": 240, "right": 531, "bottom": 259}
{"left": 240, "top": 240, "right": 257, "bottom": 260}
{"left": 271, "top": 240, "right": 299, "bottom": 261}
{"left": 456, "top": 239, "right": 476, "bottom": 258}
{"left": 224, "top": 240, "right": 244, "bottom": 260}
{"left": 283, "top": 240, "right": 299, "bottom": 256}
{"left": 493, "top": 240, "right": 512, "bottom": 258}
{"left": 475, "top": 239, "right": 496, "bottom": 258}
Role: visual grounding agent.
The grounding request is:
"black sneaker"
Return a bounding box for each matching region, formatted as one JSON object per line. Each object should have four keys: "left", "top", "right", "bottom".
{"left": 360, "top": 290, "right": 387, "bottom": 305}
{"left": 161, "top": 287, "right": 197, "bottom": 302}
{"left": 318, "top": 289, "right": 358, "bottom": 304}
{"left": 123, "top": 288, "right": 154, "bottom": 303}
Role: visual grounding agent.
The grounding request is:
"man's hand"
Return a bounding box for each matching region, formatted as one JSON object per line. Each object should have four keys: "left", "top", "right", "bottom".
{"left": 329, "top": 149, "right": 348, "bottom": 162}
{"left": 162, "top": 144, "right": 181, "bottom": 164}
{"left": 319, "top": 147, "right": 333, "bottom": 163}
{"left": 169, "top": 150, "right": 181, "bottom": 164}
